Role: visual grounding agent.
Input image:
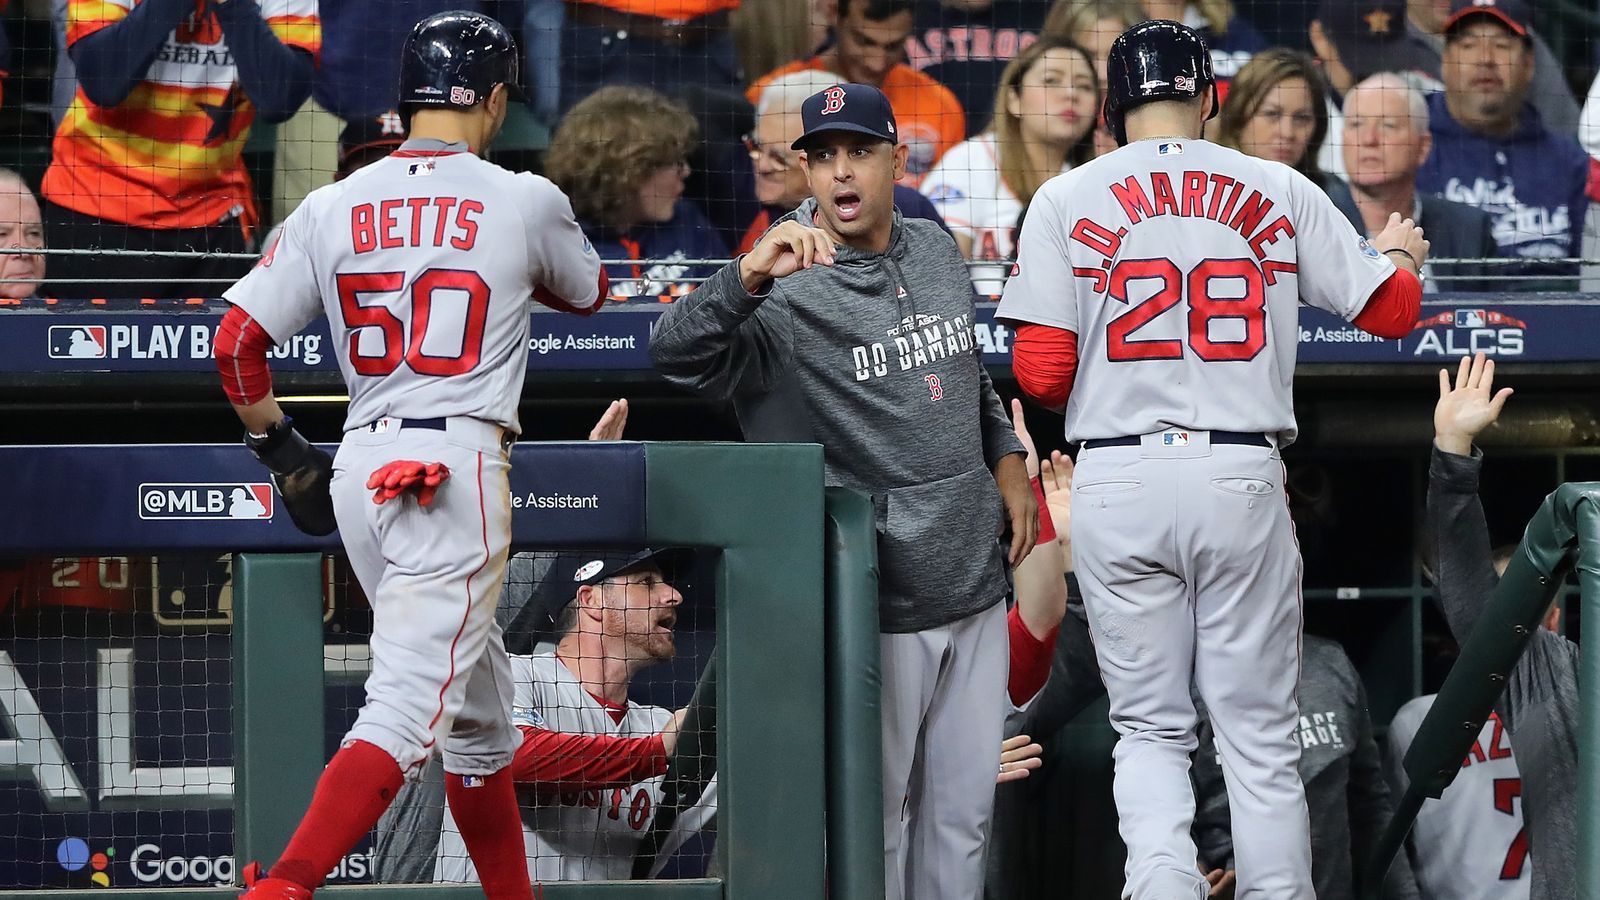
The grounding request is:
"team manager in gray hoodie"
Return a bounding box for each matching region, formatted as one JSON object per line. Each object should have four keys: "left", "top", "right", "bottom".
{"left": 650, "top": 83, "right": 1036, "bottom": 900}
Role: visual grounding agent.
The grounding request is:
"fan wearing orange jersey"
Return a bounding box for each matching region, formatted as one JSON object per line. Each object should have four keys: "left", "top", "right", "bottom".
{"left": 745, "top": 0, "right": 965, "bottom": 184}
{"left": 41, "top": 0, "right": 320, "bottom": 299}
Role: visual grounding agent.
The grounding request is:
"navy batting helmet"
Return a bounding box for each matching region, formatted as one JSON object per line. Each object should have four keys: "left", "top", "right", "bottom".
{"left": 399, "top": 11, "right": 524, "bottom": 126}
{"left": 1102, "top": 20, "right": 1217, "bottom": 146}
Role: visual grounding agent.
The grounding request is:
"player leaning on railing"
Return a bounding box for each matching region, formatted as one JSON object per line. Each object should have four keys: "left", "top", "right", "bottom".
{"left": 211, "top": 12, "right": 607, "bottom": 899}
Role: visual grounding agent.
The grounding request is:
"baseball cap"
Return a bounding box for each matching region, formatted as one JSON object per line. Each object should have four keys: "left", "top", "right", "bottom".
{"left": 337, "top": 111, "right": 407, "bottom": 176}
{"left": 791, "top": 83, "right": 898, "bottom": 151}
{"left": 512, "top": 548, "right": 690, "bottom": 646}
{"left": 1316, "top": 0, "right": 1436, "bottom": 81}
{"left": 1444, "top": 0, "right": 1531, "bottom": 38}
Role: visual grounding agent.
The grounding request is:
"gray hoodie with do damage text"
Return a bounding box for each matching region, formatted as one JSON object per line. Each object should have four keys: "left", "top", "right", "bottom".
{"left": 649, "top": 199, "right": 1023, "bottom": 633}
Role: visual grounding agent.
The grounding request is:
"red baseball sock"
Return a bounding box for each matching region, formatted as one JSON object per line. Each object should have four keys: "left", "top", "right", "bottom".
{"left": 445, "top": 767, "right": 533, "bottom": 899}
{"left": 269, "top": 740, "right": 403, "bottom": 889}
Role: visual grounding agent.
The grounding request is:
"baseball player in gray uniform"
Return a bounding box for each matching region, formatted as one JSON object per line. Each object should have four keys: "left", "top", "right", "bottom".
{"left": 213, "top": 12, "right": 606, "bottom": 899}
{"left": 434, "top": 550, "right": 716, "bottom": 884}
{"left": 998, "top": 20, "right": 1428, "bottom": 900}
{"left": 1387, "top": 699, "right": 1531, "bottom": 900}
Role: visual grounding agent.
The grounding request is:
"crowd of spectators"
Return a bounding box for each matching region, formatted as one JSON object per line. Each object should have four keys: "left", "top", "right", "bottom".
{"left": 0, "top": 0, "right": 1594, "bottom": 300}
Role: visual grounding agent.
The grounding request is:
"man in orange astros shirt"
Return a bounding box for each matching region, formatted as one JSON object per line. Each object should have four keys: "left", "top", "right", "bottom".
{"left": 41, "top": 0, "right": 320, "bottom": 299}
{"left": 746, "top": 0, "right": 964, "bottom": 184}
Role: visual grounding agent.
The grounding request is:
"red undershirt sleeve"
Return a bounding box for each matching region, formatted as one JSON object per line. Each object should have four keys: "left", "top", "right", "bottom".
{"left": 1008, "top": 604, "right": 1058, "bottom": 708}
{"left": 214, "top": 304, "right": 275, "bottom": 406}
{"left": 509, "top": 725, "right": 669, "bottom": 791}
{"left": 533, "top": 268, "right": 610, "bottom": 315}
{"left": 1012, "top": 323, "right": 1079, "bottom": 412}
{"left": 1351, "top": 267, "right": 1422, "bottom": 340}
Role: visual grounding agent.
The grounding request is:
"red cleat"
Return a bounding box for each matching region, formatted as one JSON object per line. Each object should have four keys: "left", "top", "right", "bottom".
{"left": 239, "top": 862, "right": 313, "bottom": 899}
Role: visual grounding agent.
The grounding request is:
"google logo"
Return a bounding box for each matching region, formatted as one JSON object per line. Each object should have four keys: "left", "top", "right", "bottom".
{"left": 57, "top": 838, "right": 113, "bottom": 887}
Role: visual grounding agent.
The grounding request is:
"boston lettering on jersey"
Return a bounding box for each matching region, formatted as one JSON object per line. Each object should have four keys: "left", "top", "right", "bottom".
{"left": 350, "top": 197, "right": 483, "bottom": 254}
{"left": 1074, "top": 171, "right": 1296, "bottom": 263}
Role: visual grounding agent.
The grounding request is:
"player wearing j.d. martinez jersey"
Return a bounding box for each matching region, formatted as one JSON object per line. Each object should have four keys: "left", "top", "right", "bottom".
{"left": 999, "top": 20, "right": 1427, "bottom": 900}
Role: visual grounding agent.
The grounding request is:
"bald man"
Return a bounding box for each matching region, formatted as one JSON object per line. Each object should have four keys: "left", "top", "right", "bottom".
{"left": 1329, "top": 73, "right": 1496, "bottom": 293}
{"left": 0, "top": 170, "right": 45, "bottom": 300}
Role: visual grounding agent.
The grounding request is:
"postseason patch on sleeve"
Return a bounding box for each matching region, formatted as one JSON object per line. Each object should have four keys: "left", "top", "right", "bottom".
{"left": 1358, "top": 237, "right": 1381, "bottom": 259}
{"left": 512, "top": 707, "right": 547, "bottom": 728}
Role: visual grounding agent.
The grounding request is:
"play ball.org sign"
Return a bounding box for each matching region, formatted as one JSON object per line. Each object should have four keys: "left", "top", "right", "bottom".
{"left": 138, "top": 483, "right": 274, "bottom": 521}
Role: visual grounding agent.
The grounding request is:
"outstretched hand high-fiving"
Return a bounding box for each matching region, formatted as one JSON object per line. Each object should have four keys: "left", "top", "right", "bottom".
{"left": 738, "top": 220, "right": 837, "bottom": 293}
{"left": 1434, "top": 352, "right": 1513, "bottom": 456}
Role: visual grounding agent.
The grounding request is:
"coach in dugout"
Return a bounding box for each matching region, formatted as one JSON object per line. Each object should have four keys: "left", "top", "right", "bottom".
{"left": 650, "top": 82, "right": 1036, "bottom": 900}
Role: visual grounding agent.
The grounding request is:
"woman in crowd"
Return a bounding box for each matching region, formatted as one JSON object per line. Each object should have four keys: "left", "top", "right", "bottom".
{"left": 1042, "top": 0, "right": 1145, "bottom": 91}
{"left": 1215, "top": 48, "right": 1333, "bottom": 190}
{"left": 920, "top": 37, "right": 1098, "bottom": 294}
{"left": 545, "top": 87, "right": 727, "bottom": 301}
{"left": 1041, "top": 0, "right": 1145, "bottom": 158}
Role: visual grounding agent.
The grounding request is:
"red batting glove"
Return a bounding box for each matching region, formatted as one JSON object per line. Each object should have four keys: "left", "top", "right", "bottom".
{"left": 367, "top": 460, "right": 451, "bottom": 506}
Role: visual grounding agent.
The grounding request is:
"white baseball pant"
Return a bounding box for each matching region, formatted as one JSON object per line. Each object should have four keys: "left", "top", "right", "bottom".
{"left": 1072, "top": 432, "right": 1312, "bottom": 900}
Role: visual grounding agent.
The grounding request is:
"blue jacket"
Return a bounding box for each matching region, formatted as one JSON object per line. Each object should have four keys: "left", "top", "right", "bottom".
{"left": 583, "top": 200, "right": 728, "bottom": 301}
{"left": 1416, "top": 92, "right": 1586, "bottom": 280}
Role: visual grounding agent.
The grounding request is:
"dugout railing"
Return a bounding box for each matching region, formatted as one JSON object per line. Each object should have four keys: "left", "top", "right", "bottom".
{"left": 1365, "top": 482, "right": 1600, "bottom": 899}
{"left": 0, "top": 441, "right": 884, "bottom": 900}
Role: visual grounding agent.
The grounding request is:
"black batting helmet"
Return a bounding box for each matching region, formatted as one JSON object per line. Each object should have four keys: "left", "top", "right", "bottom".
{"left": 398, "top": 10, "right": 524, "bottom": 127}
{"left": 1102, "top": 20, "right": 1217, "bottom": 146}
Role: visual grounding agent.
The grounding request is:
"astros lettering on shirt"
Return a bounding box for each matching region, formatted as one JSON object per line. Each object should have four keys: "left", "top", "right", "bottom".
{"left": 44, "top": 0, "right": 320, "bottom": 231}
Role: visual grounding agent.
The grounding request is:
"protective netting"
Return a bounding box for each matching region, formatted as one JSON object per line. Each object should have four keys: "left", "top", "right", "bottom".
{"left": 0, "top": 0, "right": 1591, "bottom": 301}
{"left": 0, "top": 549, "right": 714, "bottom": 889}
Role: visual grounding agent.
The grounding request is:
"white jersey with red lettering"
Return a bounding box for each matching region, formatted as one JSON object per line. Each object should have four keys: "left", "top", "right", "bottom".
{"left": 997, "top": 137, "right": 1400, "bottom": 899}
{"left": 434, "top": 652, "right": 717, "bottom": 883}
{"left": 224, "top": 138, "right": 603, "bottom": 434}
{"left": 998, "top": 137, "right": 1394, "bottom": 446}
{"left": 1386, "top": 695, "right": 1531, "bottom": 900}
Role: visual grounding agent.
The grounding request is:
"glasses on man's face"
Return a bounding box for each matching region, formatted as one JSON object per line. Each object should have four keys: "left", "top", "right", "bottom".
{"left": 743, "top": 132, "right": 794, "bottom": 171}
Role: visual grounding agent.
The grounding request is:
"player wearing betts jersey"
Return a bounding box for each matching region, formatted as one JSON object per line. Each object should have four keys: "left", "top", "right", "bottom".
{"left": 998, "top": 21, "right": 1426, "bottom": 900}
{"left": 1387, "top": 698, "right": 1530, "bottom": 900}
{"left": 435, "top": 550, "right": 715, "bottom": 884}
{"left": 213, "top": 12, "right": 605, "bottom": 899}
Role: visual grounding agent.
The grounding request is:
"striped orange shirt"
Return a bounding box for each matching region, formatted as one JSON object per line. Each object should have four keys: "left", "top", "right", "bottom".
{"left": 42, "top": 0, "right": 320, "bottom": 231}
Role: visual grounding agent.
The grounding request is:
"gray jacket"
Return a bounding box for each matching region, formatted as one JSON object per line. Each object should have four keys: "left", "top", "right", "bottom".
{"left": 650, "top": 199, "right": 1023, "bottom": 632}
{"left": 1427, "top": 446, "right": 1577, "bottom": 900}
{"left": 1193, "top": 635, "right": 1421, "bottom": 900}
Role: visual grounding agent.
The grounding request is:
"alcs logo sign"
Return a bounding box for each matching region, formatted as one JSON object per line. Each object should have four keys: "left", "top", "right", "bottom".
{"left": 1411, "top": 308, "right": 1526, "bottom": 357}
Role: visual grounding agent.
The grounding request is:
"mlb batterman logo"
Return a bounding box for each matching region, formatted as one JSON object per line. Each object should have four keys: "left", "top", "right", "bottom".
{"left": 48, "top": 325, "right": 108, "bottom": 359}
{"left": 139, "top": 483, "right": 274, "bottom": 521}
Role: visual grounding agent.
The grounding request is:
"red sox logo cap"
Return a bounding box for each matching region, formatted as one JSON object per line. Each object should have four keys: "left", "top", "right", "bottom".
{"left": 792, "top": 83, "right": 898, "bottom": 151}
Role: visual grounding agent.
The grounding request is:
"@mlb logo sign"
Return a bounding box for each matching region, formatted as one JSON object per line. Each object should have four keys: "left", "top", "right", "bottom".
{"left": 48, "top": 325, "right": 107, "bottom": 359}
{"left": 140, "top": 483, "right": 274, "bottom": 520}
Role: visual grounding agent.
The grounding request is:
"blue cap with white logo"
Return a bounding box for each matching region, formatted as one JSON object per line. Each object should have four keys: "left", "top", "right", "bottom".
{"left": 791, "top": 83, "right": 899, "bottom": 151}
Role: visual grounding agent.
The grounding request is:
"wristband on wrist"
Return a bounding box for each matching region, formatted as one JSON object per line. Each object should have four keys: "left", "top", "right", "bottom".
{"left": 1383, "top": 248, "right": 1417, "bottom": 268}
